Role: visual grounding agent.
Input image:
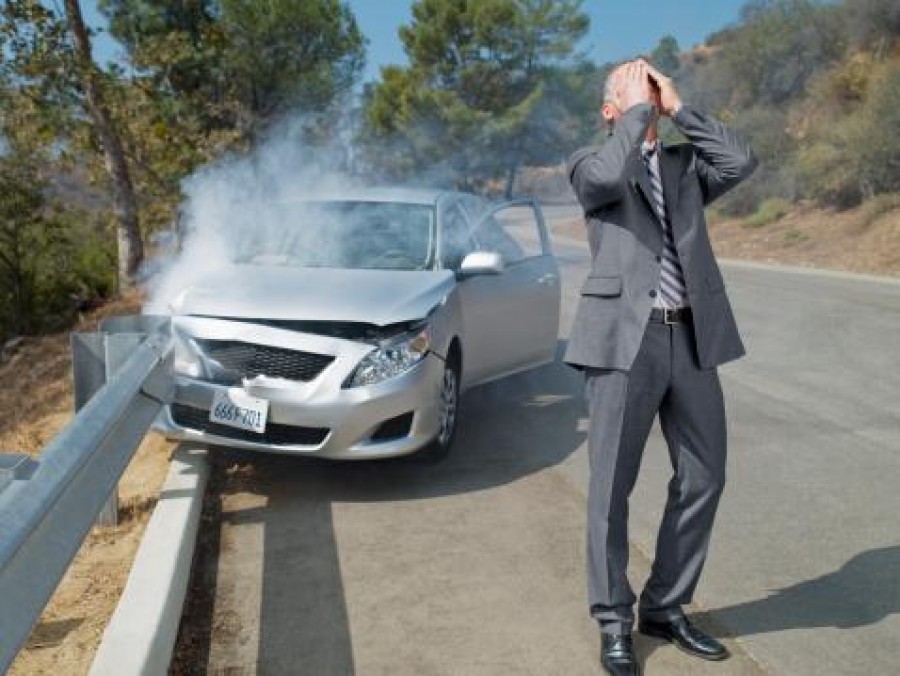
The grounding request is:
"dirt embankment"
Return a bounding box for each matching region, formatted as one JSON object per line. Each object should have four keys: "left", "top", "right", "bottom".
{"left": 555, "top": 198, "right": 900, "bottom": 279}
{"left": 707, "top": 199, "right": 900, "bottom": 277}
{"left": 2, "top": 290, "right": 176, "bottom": 675}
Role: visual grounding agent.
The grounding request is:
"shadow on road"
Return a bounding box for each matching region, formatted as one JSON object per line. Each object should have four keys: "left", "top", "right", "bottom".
{"left": 708, "top": 545, "right": 900, "bottom": 637}
{"left": 237, "top": 356, "right": 586, "bottom": 503}
{"left": 174, "top": 350, "right": 588, "bottom": 674}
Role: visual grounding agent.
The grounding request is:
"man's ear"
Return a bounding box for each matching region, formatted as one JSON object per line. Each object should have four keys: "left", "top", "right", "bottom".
{"left": 601, "top": 103, "right": 617, "bottom": 131}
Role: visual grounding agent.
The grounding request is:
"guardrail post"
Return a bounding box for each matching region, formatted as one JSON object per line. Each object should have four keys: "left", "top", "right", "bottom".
{"left": 71, "top": 331, "right": 155, "bottom": 527}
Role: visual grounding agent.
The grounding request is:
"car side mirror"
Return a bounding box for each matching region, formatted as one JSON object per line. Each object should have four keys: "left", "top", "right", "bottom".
{"left": 458, "top": 251, "right": 504, "bottom": 277}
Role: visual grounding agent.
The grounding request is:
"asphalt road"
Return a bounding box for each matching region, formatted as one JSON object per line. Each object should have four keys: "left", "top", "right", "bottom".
{"left": 175, "top": 206, "right": 899, "bottom": 675}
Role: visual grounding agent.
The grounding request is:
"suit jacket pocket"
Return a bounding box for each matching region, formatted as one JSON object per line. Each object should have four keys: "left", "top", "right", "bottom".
{"left": 581, "top": 274, "right": 622, "bottom": 297}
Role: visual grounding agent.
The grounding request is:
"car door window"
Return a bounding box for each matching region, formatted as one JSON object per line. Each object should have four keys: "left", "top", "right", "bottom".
{"left": 440, "top": 203, "right": 476, "bottom": 270}
{"left": 473, "top": 204, "right": 544, "bottom": 265}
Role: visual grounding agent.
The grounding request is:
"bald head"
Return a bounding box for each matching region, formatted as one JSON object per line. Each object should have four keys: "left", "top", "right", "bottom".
{"left": 600, "top": 59, "right": 661, "bottom": 138}
{"left": 603, "top": 62, "right": 629, "bottom": 103}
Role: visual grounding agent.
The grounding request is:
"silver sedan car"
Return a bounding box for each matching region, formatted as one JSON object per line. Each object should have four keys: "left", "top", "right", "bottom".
{"left": 153, "top": 188, "right": 560, "bottom": 460}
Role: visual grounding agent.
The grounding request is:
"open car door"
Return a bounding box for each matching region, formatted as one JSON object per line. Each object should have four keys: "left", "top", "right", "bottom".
{"left": 455, "top": 198, "right": 561, "bottom": 384}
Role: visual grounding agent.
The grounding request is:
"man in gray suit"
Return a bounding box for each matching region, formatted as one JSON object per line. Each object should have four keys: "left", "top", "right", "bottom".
{"left": 566, "top": 59, "right": 756, "bottom": 675}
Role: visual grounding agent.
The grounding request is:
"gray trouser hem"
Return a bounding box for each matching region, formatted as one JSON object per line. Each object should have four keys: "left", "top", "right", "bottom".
{"left": 637, "top": 606, "right": 686, "bottom": 623}
{"left": 596, "top": 619, "right": 634, "bottom": 635}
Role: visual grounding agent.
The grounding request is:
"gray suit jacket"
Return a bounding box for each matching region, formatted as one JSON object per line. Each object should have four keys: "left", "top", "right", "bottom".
{"left": 565, "top": 103, "right": 757, "bottom": 371}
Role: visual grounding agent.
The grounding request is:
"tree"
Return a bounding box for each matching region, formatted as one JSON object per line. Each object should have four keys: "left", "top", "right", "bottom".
{"left": 64, "top": 0, "right": 143, "bottom": 287}
{"left": 670, "top": 0, "right": 859, "bottom": 214}
{"left": 844, "top": 0, "right": 900, "bottom": 55}
{"left": 679, "top": 0, "right": 845, "bottom": 116}
{"left": 0, "top": 149, "right": 114, "bottom": 339}
{"left": 361, "top": 0, "right": 589, "bottom": 194}
{"left": 0, "top": 158, "right": 49, "bottom": 336}
{"left": 793, "top": 59, "right": 900, "bottom": 206}
{"left": 0, "top": 1, "right": 80, "bottom": 142}
{"left": 1, "top": 0, "right": 143, "bottom": 289}
{"left": 725, "top": 0, "right": 845, "bottom": 108}
{"left": 651, "top": 35, "right": 680, "bottom": 75}
{"left": 552, "top": 59, "right": 610, "bottom": 145}
{"left": 91, "top": 0, "right": 366, "bottom": 249}
{"left": 100, "top": 0, "right": 366, "bottom": 139}
{"left": 220, "top": 0, "right": 365, "bottom": 129}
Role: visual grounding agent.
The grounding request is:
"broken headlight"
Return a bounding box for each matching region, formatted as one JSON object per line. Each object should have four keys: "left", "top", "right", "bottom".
{"left": 345, "top": 324, "right": 431, "bottom": 388}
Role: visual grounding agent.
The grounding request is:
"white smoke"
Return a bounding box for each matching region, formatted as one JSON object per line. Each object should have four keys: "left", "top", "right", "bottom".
{"left": 142, "top": 117, "right": 367, "bottom": 314}
{"left": 140, "top": 98, "right": 578, "bottom": 315}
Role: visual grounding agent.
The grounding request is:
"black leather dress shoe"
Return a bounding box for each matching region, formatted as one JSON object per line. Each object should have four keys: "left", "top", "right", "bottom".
{"left": 639, "top": 615, "right": 729, "bottom": 661}
{"left": 600, "top": 633, "right": 640, "bottom": 675}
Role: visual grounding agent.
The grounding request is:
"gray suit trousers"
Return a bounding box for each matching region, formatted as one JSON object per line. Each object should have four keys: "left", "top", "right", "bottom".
{"left": 585, "top": 319, "right": 727, "bottom": 634}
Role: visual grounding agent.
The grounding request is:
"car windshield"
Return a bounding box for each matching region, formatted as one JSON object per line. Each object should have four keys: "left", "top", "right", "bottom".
{"left": 233, "top": 200, "right": 436, "bottom": 271}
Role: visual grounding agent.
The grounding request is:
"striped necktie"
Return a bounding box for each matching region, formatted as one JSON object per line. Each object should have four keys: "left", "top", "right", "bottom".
{"left": 642, "top": 144, "right": 687, "bottom": 308}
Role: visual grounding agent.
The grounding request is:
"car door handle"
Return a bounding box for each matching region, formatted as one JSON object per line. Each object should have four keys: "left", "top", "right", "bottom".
{"left": 537, "top": 274, "right": 558, "bottom": 285}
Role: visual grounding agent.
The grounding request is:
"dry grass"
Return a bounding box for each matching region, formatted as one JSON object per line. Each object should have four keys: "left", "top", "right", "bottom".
{"left": 708, "top": 199, "right": 900, "bottom": 276}
{"left": 3, "top": 288, "right": 177, "bottom": 675}
{"left": 553, "top": 196, "right": 900, "bottom": 278}
{"left": 0, "top": 288, "right": 148, "bottom": 455}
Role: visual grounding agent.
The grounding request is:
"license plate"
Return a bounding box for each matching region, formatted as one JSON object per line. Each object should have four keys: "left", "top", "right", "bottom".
{"left": 209, "top": 389, "right": 268, "bottom": 434}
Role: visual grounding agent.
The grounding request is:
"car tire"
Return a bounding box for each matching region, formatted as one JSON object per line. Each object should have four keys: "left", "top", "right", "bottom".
{"left": 419, "top": 355, "right": 460, "bottom": 463}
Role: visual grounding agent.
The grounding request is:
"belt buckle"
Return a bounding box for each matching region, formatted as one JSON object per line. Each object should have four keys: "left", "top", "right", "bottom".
{"left": 663, "top": 308, "right": 677, "bottom": 325}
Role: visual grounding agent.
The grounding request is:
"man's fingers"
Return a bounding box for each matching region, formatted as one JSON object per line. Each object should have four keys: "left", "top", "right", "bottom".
{"left": 635, "top": 58, "right": 654, "bottom": 76}
{"left": 644, "top": 61, "right": 671, "bottom": 85}
{"left": 628, "top": 60, "right": 644, "bottom": 82}
{"left": 636, "top": 60, "right": 647, "bottom": 81}
{"left": 626, "top": 61, "right": 638, "bottom": 81}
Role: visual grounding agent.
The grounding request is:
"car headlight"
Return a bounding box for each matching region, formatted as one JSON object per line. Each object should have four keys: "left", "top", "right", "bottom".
{"left": 345, "top": 325, "right": 431, "bottom": 388}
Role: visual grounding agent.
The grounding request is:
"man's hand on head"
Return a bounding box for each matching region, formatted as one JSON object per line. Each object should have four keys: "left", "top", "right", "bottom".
{"left": 616, "top": 60, "right": 652, "bottom": 112}
{"left": 643, "top": 61, "right": 682, "bottom": 117}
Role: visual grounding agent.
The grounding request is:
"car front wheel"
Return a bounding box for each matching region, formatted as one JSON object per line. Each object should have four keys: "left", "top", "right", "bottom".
{"left": 420, "top": 356, "right": 460, "bottom": 462}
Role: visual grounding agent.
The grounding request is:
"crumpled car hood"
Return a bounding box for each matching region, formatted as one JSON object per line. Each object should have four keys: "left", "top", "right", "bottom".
{"left": 170, "top": 265, "right": 456, "bottom": 326}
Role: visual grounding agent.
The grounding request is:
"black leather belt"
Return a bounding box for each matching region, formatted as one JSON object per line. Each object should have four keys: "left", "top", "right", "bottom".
{"left": 648, "top": 307, "right": 692, "bottom": 324}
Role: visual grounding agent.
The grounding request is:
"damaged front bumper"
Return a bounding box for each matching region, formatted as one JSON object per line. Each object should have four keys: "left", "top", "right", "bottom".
{"left": 152, "top": 316, "right": 446, "bottom": 459}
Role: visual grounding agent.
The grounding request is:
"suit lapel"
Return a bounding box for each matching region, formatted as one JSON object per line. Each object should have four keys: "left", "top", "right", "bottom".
{"left": 633, "top": 165, "right": 654, "bottom": 213}
{"left": 628, "top": 152, "right": 664, "bottom": 252}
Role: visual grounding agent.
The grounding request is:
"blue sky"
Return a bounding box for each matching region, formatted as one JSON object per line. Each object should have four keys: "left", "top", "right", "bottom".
{"left": 83, "top": 1, "right": 749, "bottom": 82}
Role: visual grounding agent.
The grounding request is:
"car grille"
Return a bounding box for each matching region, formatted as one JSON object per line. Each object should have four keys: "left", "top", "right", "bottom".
{"left": 193, "top": 339, "right": 334, "bottom": 384}
{"left": 170, "top": 403, "right": 330, "bottom": 446}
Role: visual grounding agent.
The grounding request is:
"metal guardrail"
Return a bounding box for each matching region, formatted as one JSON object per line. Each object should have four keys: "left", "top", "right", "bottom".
{"left": 0, "top": 316, "right": 174, "bottom": 673}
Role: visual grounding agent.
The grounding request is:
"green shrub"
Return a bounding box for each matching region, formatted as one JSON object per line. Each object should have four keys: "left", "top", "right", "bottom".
{"left": 0, "top": 162, "right": 116, "bottom": 339}
{"left": 783, "top": 229, "right": 810, "bottom": 244}
{"left": 792, "top": 61, "right": 900, "bottom": 208}
{"left": 858, "top": 193, "right": 900, "bottom": 229}
{"left": 742, "top": 197, "right": 793, "bottom": 229}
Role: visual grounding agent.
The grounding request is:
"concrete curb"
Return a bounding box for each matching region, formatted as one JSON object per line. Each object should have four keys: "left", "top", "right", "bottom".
{"left": 719, "top": 257, "right": 900, "bottom": 285}
{"left": 90, "top": 443, "right": 209, "bottom": 676}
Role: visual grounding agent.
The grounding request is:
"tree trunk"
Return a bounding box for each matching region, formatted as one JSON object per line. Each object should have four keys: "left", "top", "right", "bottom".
{"left": 64, "top": 0, "right": 143, "bottom": 289}
{"left": 504, "top": 160, "right": 519, "bottom": 200}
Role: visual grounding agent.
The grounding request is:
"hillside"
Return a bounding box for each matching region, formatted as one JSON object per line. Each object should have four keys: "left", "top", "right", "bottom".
{"left": 553, "top": 197, "right": 900, "bottom": 279}
{"left": 708, "top": 198, "right": 900, "bottom": 277}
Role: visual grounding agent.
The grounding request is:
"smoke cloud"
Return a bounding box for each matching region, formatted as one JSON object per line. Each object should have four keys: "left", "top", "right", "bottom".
{"left": 141, "top": 101, "right": 582, "bottom": 316}
{"left": 143, "top": 117, "right": 370, "bottom": 315}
